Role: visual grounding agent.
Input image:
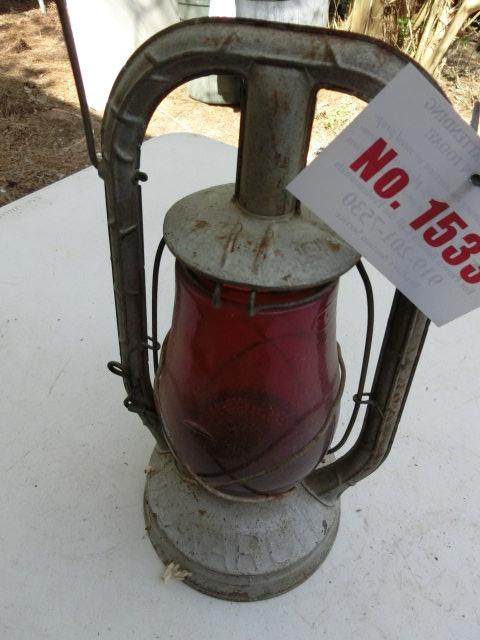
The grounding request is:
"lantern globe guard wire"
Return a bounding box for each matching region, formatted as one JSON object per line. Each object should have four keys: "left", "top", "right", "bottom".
{"left": 151, "top": 237, "right": 166, "bottom": 373}
{"left": 328, "top": 260, "right": 374, "bottom": 454}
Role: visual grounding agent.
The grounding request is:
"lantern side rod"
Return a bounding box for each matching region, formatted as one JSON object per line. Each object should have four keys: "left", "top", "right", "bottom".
{"left": 263, "top": 105, "right": 478, "bottom": 497}
{"left": 55, "top": 0, "right": 99, "bottom": 168}
{"left": 305, "top": 294, "right": 429, "bottom": 502}
{"left": 472, "top": 99, "right": 479, "bottom": 132}
{"left": 470, "top": 99, "right": 480, "bottom": 186}
{"left": 305, "top": 100, "right": 480, "bottom": 502}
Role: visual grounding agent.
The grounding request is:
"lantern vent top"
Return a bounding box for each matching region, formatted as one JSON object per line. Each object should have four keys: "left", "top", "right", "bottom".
{"left": 163, "top": 183, "right": 359, "bottom": 289}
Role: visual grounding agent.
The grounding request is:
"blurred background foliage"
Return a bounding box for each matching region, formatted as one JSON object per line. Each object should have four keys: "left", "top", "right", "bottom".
{"left": 330, "top": 0, "right": 480, "bottom": 75}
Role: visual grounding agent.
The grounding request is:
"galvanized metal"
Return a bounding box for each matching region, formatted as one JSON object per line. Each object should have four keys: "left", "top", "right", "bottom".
{"left": 163, "top": 183, "right": 358, "bottom": 289}
{"left": 177, "top": 0, "right": 241, "bottom": 105}
{"left": 237, "top": 64, "right": 312, "bottom": 217}
{"left": 145, "top": 447, "right": 340, "bottom": 601}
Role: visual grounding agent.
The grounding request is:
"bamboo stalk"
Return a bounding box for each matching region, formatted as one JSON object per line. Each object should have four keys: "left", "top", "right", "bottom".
{"left": 420, "top": 0, "right": 452, "bottom": 70}
{"left": 428, "top": 0, "right": 480, "bottom": 72}
{"left": 413, "top": 0, "right": 431, "bottom": 30}
{"left": 349, "top": 0, "right": 373, "bottom": 33}
{"left": 404, "top": 0, "right": 416, "bottom": 56}
{"left": 415, "top": 0, "right": 441, "bottom": 62}
{"left": 368, "top": 0, "right": 384, "bottom": 38}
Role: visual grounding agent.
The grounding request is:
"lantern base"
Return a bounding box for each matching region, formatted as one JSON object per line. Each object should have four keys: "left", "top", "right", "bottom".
{"left": 144, "top": 447, "right": 340, "bottom": 601}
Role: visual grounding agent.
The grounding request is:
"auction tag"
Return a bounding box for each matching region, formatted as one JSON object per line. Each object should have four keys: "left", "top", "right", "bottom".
{"left": 288, "top": 63, "right": 480, "bottom": 326}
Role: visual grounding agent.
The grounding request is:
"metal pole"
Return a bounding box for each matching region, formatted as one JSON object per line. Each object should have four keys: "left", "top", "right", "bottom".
{"left": 55, "top": 0, "right": 99, "bottom": 168}
{"left": 236, "top": 64, "right": 314, "bottom": 217}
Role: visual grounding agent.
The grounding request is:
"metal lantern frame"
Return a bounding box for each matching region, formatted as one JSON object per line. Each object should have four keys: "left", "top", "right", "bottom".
{"left": 97, "top": 19, "right": 438, "bottom": 497}
{"left": 56, "top": 2, "right": 447, "bottom": 599}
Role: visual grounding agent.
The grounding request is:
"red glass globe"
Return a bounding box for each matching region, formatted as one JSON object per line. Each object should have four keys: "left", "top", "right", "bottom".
{"left": 154, "top": 262, "right": 341, "bottom": 497}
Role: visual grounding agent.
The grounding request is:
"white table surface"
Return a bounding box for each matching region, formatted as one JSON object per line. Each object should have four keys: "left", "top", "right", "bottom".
{"left": 1, "top": 134, "right": 479, "bottom": 639}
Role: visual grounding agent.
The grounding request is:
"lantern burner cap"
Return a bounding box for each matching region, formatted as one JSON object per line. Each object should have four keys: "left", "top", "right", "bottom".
{"left": 163, "top": 183, "right": 359, "bottom": 290}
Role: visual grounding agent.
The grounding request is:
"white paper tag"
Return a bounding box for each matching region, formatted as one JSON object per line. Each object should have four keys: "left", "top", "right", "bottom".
{"left": 288, "top": 63, "right": 480, "bottom": 326}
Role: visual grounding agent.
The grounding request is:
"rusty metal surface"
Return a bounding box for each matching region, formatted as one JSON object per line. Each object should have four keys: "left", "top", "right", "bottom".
{"left": 163, "top": 183, "right": 359, "bottom": 289}
{"left": 237, "top": 64, "right": 312, "bottom": 217}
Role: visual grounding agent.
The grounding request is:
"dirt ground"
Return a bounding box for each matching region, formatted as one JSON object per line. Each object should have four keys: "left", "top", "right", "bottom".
{"left": 0, "top": 0, "right": 478, "bottom": 207}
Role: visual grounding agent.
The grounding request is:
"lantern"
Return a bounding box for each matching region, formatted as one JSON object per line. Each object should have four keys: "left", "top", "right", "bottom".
{"left": 58, "top": 5, "right": 441, "bottom": 601}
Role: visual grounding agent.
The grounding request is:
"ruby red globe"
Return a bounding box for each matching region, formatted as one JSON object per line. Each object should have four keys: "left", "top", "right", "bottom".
{"left": 155, "top": 262, "right": 341, "bottom": 496}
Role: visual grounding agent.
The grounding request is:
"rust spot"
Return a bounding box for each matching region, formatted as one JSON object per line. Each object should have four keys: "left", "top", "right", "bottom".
{"left": 221, "top": 32, "right": 238, "bottom": 48}
{"left": 192, "top": 219, "right": 209, "bottom": 231}
{"left": 253, "top": 224, "right": 274, "bottom": 273}
{"left": 221, "top": 222, "right": 243, "bottom": 267}
{"left": 327, "top": 240, "right": 341, "bottom": 253}
{"left": 322, "top": 41, "right": 338, "bottom": 65}
{"left": 271, "top": 88, "right": 290, "bottom": 116}
{"left": 273, "top": 151, "right": 288, "bottom": 169}
{"left": 258, "top": 233, "right": 271, "bottom": 253}
{"left": 309, "top": 41, "right": 318, "bottom": 61}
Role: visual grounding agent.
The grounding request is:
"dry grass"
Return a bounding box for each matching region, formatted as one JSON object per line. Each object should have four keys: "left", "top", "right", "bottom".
{"left": 0, "top": 1, "right": 101, "bottom": 204}
{"left": 0, "top": 1, "right": 477, "bottom": 207}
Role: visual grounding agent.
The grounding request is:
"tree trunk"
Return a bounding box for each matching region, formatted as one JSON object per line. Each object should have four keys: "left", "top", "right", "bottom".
{"left": 416, "top": 0, "right": 452, "bottom": 70}
{"left": 415, "top": 0, "right": 444, "bottom": 62}
{"left": 413, "top": 0, "right": 432, "bottom": 31}
{"left": 349, "top": 0, "right": 373, "bottom": 33}
{"left": 368, "top": 0, "right": 384, "bottom": 38}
